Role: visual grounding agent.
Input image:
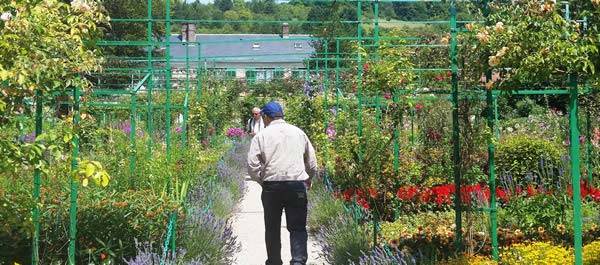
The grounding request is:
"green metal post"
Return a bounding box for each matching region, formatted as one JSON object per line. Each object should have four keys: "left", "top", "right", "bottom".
{"left": 165, "top": 0, "right": 172, "bottom": 162}
{"left": 357, "top": 0, "right": 364, "bottom": 154}
{"left": 487, "top": 89, "right": 499, "bottom": 260}
{"left": 68, "top": 87, "right": 81, "bottom": 265}
{"left": 129, "top": 93, "right": 138, "bottom": 188}
{"left": 393, "top": 92, "right": 400, "bottom": 173}
{"left": 323, "top": 40, "right": 330, "bottom": 186}
{"left": 450, "top": 0, "right": 463, "bottom": 252}
{"left": 146, "top": 0, "right": 154, "bottom": 152}
{"left": 483, "top": 0, "right": 498, "bottom": 259}
{"left": 569, "top": 77, "right": 583, "bottom": 265}
{"left": 373, "top": 95, "right": 382, "bottom": 246}
{"left": 410, "top": 106, "right": 415, "bottom": 146}
{"left": 335, "top": 39, "right": 341, "bottom": 109}
{"left": 183, "top": 42, "right": 191, "bottom": 146}
{"left": 197, "top": 43, "right": 203, "bottom": 98}
{"left": 32, "top": 90, "right": 43, "bottom": 265}
{"left": 586, "top": 109, "right": 592, "bottom": 185}
{"left": 164, "top": 0, "right": 176, "bottom": 255}
{"left": 494, "top": 96, "right": 500, "bottom": 138}
{"left": 373, "top": 0, "right": 380, "bottom": 51}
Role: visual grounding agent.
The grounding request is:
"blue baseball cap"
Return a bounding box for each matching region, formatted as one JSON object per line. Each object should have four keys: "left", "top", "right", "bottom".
{"left": 261, "top": 101, "right": 284, "bottom": 118}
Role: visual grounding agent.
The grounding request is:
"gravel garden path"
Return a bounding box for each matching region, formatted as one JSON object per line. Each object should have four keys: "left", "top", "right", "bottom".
{"left": 232, "top": 178, "right": 325, "bottom": 265}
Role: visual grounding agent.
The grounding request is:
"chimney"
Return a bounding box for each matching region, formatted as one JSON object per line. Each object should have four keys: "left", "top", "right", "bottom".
{"left": 281, "top": 23, "right": 289, "bottom": 39}
{"left": 181, "top": 23, "right": 196, "bottom": 42}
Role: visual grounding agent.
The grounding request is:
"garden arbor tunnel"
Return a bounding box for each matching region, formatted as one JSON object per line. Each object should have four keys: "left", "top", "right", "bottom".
{"left": 25, "top": 0, "right": 599, "bottom": 264}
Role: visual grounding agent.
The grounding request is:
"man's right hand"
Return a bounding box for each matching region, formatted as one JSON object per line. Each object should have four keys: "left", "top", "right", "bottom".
{"left": 304, "top": 179, "right": 312, "bottom": 190}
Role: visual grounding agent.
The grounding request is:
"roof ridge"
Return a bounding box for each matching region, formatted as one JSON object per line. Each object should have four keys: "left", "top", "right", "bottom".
{"left": 170, "top": 33, "right": 311, "bottom": 36}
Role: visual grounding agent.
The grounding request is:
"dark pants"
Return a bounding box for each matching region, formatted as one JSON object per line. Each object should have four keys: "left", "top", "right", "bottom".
{"left": 261, "top": 181, "right": 308, "bottom": 265}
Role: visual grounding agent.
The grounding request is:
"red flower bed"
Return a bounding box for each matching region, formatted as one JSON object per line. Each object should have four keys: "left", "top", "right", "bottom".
{"left": 336, "top": 181, "right": 600, "bottom": 211}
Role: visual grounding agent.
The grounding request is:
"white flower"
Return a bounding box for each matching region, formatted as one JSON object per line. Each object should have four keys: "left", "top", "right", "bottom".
{"left": 469, "top": 115, "right": 476, "bottom": 123}
{"left": 1, "top": 12, "right": 12, "bottom": 22}
{"left": 507, "top": 127, "right": 514, "bottom": 133}
{"left": 71, "top": 0, "right": 91, "bottom": 13}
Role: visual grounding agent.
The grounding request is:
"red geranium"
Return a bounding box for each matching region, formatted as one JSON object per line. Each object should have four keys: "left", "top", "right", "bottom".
{"left": 431, "top": 184, "right": 455, "bottom": 206}
{"left": 357, "top": 197, "right": 370, "bottom": 210}
{"left": 496, "top": 187, "right": 509, "bottom": 202}
{"left": 342, "top": 188, "right": 354, "bottom": 202}
{"left": 368, "top": 187, "right": 378, "bottom": 199}
{"left": 526, "top": 185, "right": 537, "bottom": 196}
{"left": 396, "top": 186, "right": 419, "bottom": 201}
{"left": 419, "top": 188, "right": 434, "bottom": 203}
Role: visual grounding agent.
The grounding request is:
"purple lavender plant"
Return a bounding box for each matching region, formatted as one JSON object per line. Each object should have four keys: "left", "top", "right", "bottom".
{"left": 181, "top": 209, "right": 240, "bottom": 264}
{"left": 303, "top": 81, "right": 313, "bottom": 97}
{"left": 22, "top": 132, "right": 36, "bottom": 143}
{"left": 116, "top": 121, "right": 132, "bottom": 134}
{"left": 124, "top": 240, "right": 204, "bottom": 265}
{"left": 351, "top": 246, "right": 417, "bottom": 265}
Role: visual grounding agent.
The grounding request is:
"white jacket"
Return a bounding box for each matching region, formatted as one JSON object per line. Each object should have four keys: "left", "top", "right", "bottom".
{"left": 247, "top": 120, "right": 317, "bottom": 183}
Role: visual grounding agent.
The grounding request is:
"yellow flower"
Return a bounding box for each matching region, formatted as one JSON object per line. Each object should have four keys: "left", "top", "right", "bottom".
{"left": 556, "top": 224, "right": 566, "bottom": 234}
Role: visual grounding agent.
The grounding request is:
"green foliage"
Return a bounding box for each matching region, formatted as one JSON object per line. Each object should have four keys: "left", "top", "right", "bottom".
{"left": 189, "top": 80, "right": 243, "bottom": 141}
{"left": 316, "top": 213, "right": 371, "bottom": 265}
{"left": 360, "top": 36, "right": 416, "bottom": 94}
{"left": 464, "top": 0, "right": 597, "bottom": 89}
{"left": 307, "top": 181, "right": 347, "bottom": 233}
{"left": 496, "top": 134, "right": 563, "bottom": 181}
{"left": 0, "top": 0, "right": 107, "bottom": 120}
{"left": 498, "top": 194, "right": 568, "bottom": 238}
{"left": 0, "top": 180, "right": 177, "bottom": 264}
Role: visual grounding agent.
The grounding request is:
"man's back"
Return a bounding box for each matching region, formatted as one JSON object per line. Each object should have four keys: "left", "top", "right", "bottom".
{"left": 248, "top": 119, "right": 317, "bottom": 183}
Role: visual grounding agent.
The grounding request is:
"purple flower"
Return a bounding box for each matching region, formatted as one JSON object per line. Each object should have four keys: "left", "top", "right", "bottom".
{"left": 22, "top": 132, "right": 36, "bottom": 143}
{"left": 326, "top": 123, "right": 336, "bottom": 140}
{"left": 116, "top": 121, "right": 132, "bottom": 134}
{"left": 175, "top": 127, "right": 183, "bottom": 133}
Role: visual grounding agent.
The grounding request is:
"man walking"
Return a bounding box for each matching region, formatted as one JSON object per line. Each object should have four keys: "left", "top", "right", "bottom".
{"left": 247, "top": 101, "right": 318, "bottom": 265}
{"left": 246, "top": 107, "right": 265, "bottom": 136}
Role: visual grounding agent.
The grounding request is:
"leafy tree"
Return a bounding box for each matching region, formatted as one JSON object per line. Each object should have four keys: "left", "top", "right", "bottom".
{"left": 0, "top": 0, "right": 107, "bottom": 119}
{"left": 101, "top": 0, "right": 166, "bottom": 57}
{"left": 215, "top": 0, "right": 233, "bottom": 12}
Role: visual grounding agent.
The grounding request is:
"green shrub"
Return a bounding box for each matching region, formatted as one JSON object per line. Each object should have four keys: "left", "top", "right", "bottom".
{"left": 307, "top": 182, "right": 346, "bottom": 233}
{"left": 496, "top": 134, "right": 563, "bottom": 183}
{"left": 315, "top": 213, "right": 371, "bottom": 265}
{"left": 497, "top": 194, "right": 567, "bottom": 237}
{"left": 0, "top": 184, "right": 177, "bottom": 264}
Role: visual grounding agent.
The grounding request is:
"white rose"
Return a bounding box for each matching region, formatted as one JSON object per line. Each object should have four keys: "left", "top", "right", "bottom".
{"left": 1, "top": 12, "right": 12, "bottom": 22}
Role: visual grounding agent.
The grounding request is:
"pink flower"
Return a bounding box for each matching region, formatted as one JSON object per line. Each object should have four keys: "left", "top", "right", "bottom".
{"left": 326, "top": 123, "right": 336, "bottom": 140}
{"left": 415, "top": 103, "right": 424, "bottom": 111}
{"left": 226, "top": 127, "right": 244, "bottom": 138}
